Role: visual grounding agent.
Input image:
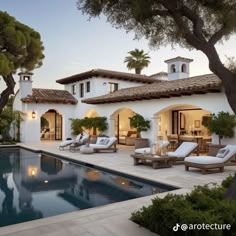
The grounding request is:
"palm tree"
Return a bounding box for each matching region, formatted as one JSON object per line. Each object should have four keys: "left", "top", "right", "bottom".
{"left": 124, "top": 49, "right": 150, "bottom": 74}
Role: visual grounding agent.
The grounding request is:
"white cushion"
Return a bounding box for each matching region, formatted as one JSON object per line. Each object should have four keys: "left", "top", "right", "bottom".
{"left": 185, "top": 156, "right": 224, "bottom": 164}
{"left": 105, "top": 137, "right": 117, "bottom": 148}
{"left": 90, "top": 137, "right": 117, "bottom": 149}
{"left": 167, "top": 142, "right": 198, "bottom": 158}
{"left": 89, "top": 144, "right": 106, "bottom": 148}
{"left": 75, "top": 134, "right": 82, "bottom": 141}
{"left": 130, "top": 134, "right": 137, "bottom": 138}
{"left": 80, "top": 133, "right": 89, "bottom": 143}
{"left": 135, "top": 148, "right": 151, "bottom": 154}
{"left": 59, "top": 140, "right": 73, "bottom": 147}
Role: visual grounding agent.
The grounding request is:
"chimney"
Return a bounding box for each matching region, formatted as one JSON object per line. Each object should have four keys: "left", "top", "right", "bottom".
{"left": 18, "top": 72, "right": 33, "bottom": 99}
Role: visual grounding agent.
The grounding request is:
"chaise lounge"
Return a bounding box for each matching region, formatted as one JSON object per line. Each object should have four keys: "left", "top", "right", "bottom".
{"left": 185, "top": 144, "right": 236, "bottom": 174}
{"left": 167, "top": 141, "right": 199, "bottom": 163}
{"left": 59, "top": 133, "right": 89, "bottom": 150}
{"left": 88, "top": 137, "right": 118, "bottom": 152}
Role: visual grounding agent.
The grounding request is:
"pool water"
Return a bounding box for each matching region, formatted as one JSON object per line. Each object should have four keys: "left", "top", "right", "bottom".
{"left": 0, "top": 148, "right": 176, "bottom": 227}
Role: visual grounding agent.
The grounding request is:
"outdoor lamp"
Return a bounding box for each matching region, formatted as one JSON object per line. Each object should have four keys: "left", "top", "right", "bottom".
{"left": 32, "top": 111, "right": 36, "bottom": 119}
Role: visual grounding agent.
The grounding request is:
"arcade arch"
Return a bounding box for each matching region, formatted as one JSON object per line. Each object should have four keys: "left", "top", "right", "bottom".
{"left": 40, "top": 109, "right": 62, "bottom": 140}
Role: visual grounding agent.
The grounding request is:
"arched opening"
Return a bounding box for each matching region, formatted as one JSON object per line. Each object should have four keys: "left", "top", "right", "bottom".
{"left": 181, "top": 64, "right": 187, "bottom": 72}
{"left": 41, "top": 109, "right": 62, "bottom": 140}
{"left": 155, "top": 104, "right": 212, "bottom": 152}
{"left": 111, "top": 108, "right": 138, "bottom": 145}
{"left": 170, "top": 64, "right": 176, "bottom": 73}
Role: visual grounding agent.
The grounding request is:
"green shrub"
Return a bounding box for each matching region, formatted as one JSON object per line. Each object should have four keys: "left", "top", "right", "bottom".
{"left": 131, "top": 176, "right": 236, "bottom": 235}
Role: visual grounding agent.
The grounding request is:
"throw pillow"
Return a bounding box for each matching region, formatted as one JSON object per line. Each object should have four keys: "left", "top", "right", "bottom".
{"left": 104, "top": 139, "right": 110, "bottom": 146}
{"left": 97, "top": 138, "right": 107, "bottom": 145}
{"left": 216, "top": 148, "right": 230, "bottom": 158}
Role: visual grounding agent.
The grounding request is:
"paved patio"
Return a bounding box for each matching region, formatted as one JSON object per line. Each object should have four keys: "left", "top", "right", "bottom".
{"left": 1, "top": 142, "right": 235, "bottom": 236}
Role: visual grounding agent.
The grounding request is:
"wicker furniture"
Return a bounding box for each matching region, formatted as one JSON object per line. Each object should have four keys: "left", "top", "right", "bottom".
{"left": 130, "top": 153, "right": 176, "bottom": 169}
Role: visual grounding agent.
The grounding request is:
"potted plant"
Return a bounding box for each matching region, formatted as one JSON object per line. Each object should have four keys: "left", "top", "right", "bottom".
{"left": 129, "top": 113, "right": 151, "bottom": 148}
{"left": 71, "top": 117, "right": 108, "bottom": 143}
{"left": 202, "top": 111, "right": 236, "bottom": 155}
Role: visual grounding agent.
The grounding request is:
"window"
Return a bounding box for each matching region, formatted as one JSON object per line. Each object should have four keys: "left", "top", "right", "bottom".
{"left": 170, "top": 64, "right": 176, "bottom": 73}
{"left": 109, "top": 82, "right": 119, "bottom": 93}
{"left": 181, "top": 64, "right": 187, "bottom": 72}
{"left": 86, "top": 81, "right": 90, "bottom": 92}
{"left": 80, "top": 83, "right": 84, "bottom": 97}
{"left": 72, "top": 84, "right": 76, "bottom": 95}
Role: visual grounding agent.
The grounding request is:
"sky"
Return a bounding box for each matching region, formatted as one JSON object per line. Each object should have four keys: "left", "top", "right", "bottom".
{"left": 0, "top": 0, "right": 236, "bottom": 91}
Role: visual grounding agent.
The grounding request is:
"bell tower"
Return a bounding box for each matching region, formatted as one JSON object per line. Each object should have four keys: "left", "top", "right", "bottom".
{"left": 165, "top": 57, "right": 193, "bottom": 80}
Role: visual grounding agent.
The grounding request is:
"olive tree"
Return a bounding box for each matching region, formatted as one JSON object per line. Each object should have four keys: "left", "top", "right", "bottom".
{"left": 0, "top": 11, "right": 44, "bottom": 114}
{"left": 77, "top": 0, "right": 236, "bottom": 114}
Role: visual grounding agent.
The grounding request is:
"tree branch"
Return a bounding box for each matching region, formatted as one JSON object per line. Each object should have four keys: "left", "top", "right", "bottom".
{"left": 0, "top": 74, "right": 15, "bottom": 114}
{"left": 208, "top": 25, "right": 228, "bottom": 45}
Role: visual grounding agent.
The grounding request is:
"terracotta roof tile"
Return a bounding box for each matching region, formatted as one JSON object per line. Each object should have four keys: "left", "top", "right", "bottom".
{"left": 21, "top": 88, "right": 78, "bottom": 104}
{"left": 56, "top": 69, "right": 156, "bottom": 84}
{"left": 82, "top": 74, "right": 222, "bottom": 104}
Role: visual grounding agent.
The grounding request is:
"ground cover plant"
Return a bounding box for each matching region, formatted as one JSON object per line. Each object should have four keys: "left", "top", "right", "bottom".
{"left": 131, "top": 175, "right": 236, "bottom": 235}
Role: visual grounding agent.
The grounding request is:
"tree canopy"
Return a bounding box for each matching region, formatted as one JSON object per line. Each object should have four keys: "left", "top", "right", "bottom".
{"left": 0, "top": 11, "right": 44, "bottom": 114}
{"left": 77, "top": 0, "right": 236, "bottom": 114}
{"left": 124, "top": 49, "right": 150, "bottom": 74}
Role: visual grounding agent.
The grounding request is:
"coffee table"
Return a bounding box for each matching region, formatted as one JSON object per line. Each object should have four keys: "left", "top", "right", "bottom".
{"left": 130, "top": 153, "right": 176, "bottom": 169}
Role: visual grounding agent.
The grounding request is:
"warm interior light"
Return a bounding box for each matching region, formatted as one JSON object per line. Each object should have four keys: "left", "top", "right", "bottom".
{"left": 32, "top": 111, "right": 36, "bottom": 119}
{"left": 27, "top": 166, "right": 38, "bottom": 177}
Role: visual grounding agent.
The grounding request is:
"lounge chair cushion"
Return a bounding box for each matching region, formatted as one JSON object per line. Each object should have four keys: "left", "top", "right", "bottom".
{"left": 185, "top": 156, "right": 224, "bottom": 164}
{"left": 167, "top": 142, "right": 198, "bottom": 158}
{"left": 185, "top": 145, "right": 236, "bottom": 165}
{"left": 80, "top": 133, "right": 89, "bottom": 143}
{"left": 59, "top": 140, "right": 73, "bottom": 148}
{"left": 96, "top": 137, "right": 109, "bottom": 145}
{"left": 105, "top": 137, "right": 117, "bottom": 148}
{"left": 90, "top": 137, "right": 117, "bottom": 149}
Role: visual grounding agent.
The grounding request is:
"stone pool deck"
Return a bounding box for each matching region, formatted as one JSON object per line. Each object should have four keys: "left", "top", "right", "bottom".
{"left": 1, "top": 142, "right": 236, "bottom": 236}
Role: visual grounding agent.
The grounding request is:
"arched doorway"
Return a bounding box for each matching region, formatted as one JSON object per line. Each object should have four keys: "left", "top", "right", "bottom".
{"left": 112, "top": 108, "right": 137, "bottom": 145}
{"left": 41, "top": 109, "right": 62, "bottom": 140}
{"left": 155, "top": 104, "right": 212, "bottom": 152}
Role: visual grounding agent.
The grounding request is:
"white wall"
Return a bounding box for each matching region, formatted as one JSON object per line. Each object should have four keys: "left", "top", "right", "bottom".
{"left": 15, "top": 102, "right": 77, "bottom": 143}
{"left": 88, "top": 92, "right": 235, "bottom": 145}
{"left": 64, "top": 76, "right": 145, "bottom": 100}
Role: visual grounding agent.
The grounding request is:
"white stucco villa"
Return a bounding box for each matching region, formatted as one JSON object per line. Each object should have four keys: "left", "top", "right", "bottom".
{"left": 13, "top": 56, "right": 236, "bottom": 145}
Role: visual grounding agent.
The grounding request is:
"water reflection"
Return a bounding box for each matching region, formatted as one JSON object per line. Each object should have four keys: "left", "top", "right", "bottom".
{"left": 0, "top": 148, "right": 174, "bottom": 227}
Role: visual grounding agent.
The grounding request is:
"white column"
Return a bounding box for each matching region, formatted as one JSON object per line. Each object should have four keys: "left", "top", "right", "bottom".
{"left": 108, "top": 116, "right": 115, "bottom": 137}
{"left": 150, "top": 116, "right": 159, "bottom": 143}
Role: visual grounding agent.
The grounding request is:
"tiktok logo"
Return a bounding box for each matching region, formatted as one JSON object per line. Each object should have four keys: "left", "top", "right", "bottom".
{"left": 173, "top": 223, "right": 180, "bottom": 231}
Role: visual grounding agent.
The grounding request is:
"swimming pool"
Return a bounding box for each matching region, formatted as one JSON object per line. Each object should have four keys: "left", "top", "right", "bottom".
{"left": 0, "top": 147, "right": 177, "bottom": 227}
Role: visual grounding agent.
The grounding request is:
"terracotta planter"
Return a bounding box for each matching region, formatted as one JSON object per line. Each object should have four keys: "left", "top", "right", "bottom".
{"left": 208, "top": 144, "right": 225, "bottom": 156}
{"left": 135, "top": 138, "right": 149, "bottom": 149}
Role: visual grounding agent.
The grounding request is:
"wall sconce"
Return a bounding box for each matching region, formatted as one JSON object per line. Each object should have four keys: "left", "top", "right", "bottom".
{"left": 27, "top": 166, "right": 38, "bottom": 177}
{"left": 32, "top": 111, "right": 36, "bottom": 119}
